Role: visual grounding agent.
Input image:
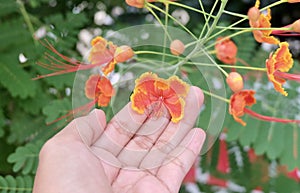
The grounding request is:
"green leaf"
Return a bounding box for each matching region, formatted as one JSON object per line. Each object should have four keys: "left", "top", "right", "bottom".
{"left": 8, "top": 112, "right": 46, "bottom": 144}
{"left": 0, "top": 0, "right": 18, "bottom": 18}
{"left": 0, "top": 110, "right": 5, "bottom": 138}
{"left": 16, "top": 84, "right": 52, "bottom": 115}
{"left": 265, "top": 123, "right": 286, "bottom": 160}
{"left": 252, "top": 122, "right": 271, "bottom": 155}
{"left": 280, "top": 124, "right": 300, "bottom": 170}
{"left": 42, "top": 98, "right": 72, "bottom": 123}
{"left": 0, "top": 175, "right": 33, "bottom": 193}
{"left": 7, "top": 141, "right": 43, "bottom": 175}
{"left": 0, "top": 55, "right": 37, "bottom": 99}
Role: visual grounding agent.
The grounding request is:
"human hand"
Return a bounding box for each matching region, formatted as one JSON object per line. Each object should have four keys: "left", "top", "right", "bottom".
{"left": 33, "top": 86, "right": 206, "bottom": 193}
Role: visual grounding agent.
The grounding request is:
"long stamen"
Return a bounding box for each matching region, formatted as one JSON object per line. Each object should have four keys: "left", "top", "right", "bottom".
{"left": 245, "top": 108, "right": 300, "bottom": 124}
{"left": 47, "top": 100, "right": 96, "bottom": 125}
{"left": 274, "top": 71, "right": 300, "bottom": 82}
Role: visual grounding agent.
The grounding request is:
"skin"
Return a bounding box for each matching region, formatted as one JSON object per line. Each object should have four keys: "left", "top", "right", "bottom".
{"left": 33, "top": 86, "right": 206, "bottom": 193}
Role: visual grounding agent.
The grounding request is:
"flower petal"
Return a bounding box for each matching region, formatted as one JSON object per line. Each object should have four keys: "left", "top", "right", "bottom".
{"left": 85, "top": 74, "right": 101, "bottom": 99}
{"left": 164, "top": 98, "right": 185, "bottom": 123}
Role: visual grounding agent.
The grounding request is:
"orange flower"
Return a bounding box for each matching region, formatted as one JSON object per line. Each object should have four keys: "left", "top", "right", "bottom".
{"left": 215, "top": 37, "right": 237, "bottom": 65}
{"left": 88, "top": 37, "right": 118, "bottom": 75}
{"left": 248, "top": 0, "right": 279, "bottom": 44}
{"left": 229, "top": 90, "right": 256, "bottom": 126}
{"left": 266, "top": 42, "right": 294, "bottom": 96}
{"left": 130, "top": 72, "right": 190, "bottom": 123}
{"left": 85, "top": 74, "right": 114, "bottom": 107}
{"left": 33, "top": 37, "right": 134, "bottom": 79}
{"left": 229, "top": 89, "right": 300, "bottom": 126}
{"left": 287, "top": 0, "right": 300, "bottom": 3}
{"left": 125, "top": 0, "right": 146, "bottom": 8}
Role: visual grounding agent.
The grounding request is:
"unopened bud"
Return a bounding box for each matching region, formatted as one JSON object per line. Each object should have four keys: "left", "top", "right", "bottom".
{"left": 170, "top": 39, "right": 185, "bottom": 56}
{"left": 247, "top": 7, "right": 260, "bottom": 22}
{"left": 226, "top": 72, "right": 244, "bottom": 93}
{"left": 114, "top": 45, "right": 134, "bottom": 63}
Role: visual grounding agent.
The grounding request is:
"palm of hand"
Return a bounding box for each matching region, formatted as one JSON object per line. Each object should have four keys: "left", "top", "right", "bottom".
{"left": 33, "top": 86, "right": 205, "bottom": 193}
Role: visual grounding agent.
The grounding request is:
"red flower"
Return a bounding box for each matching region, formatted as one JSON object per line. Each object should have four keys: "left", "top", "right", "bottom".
{"left": 130, "top": 72, "right": 190, "bottom": 123}
{"left": 215, "top": 37, "right": 237, "bottom": 65}
{"left": 248, "top": 0, "right": 279, "bottom": 44}
{"left": 85, "top": 74, "right": 114, "bottom": 107}
{"left": 34, "top": 36, "right": 134, "bottom": 79}
{"left": 88, "top": 37, "right": 117, "bottom": 75}
{"left": 266, "top": 42, "right": 294, "bottom": 96}
{"left": 229, "top": 90, "right": 256, "bottom": 126}
{"left": 47, "top": 74, "right": 114, "bottom": 124}
{"left": 229, "top": 90, "right": 300, "bottom": 126}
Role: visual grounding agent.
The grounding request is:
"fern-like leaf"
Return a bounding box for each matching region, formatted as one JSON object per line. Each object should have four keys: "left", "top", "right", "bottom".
{"left": 7, "top": 141, "right": 43, "bottom": 175}
{"left": 0, "top": 175, "right": 33, "bottom": 193}
{"left": 0, "top": 55, "right": 37, "bottom": 99}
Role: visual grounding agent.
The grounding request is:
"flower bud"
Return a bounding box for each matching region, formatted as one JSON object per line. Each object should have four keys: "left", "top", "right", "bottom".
{"left": 170, "top": 39, "right": 185, "bottom": 56}
{"left": 226, "top": 72, "right": 244, "bottom": 93}
{"left": 247, "top": 7, "right": 260, "bottom": 22}
{"left": 292, "top": 19, "right": 300, "bottom": 33}
{"left": 125, "top": 0, "right": 145, "bottom": 8}
{"left": 114, "top": 45, "right": 134, "bottom": 63}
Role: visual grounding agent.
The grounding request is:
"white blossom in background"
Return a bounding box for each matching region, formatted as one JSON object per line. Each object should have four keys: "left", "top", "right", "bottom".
{"left": 65, "top": 87, "right": 71, "bottom": 96}
{"left": 18, "top": 53, "right": 28, "bottom": 63}
{"left": 172, "top": 9, "right": 190, "bottom": 26}
{"left": 112, "top": 6, "right": 124, "bottom": 17}
{"left": 94, "top": 11, "right": 114, "bottom": 26}
{"left": 34, "top": 26, "right": 47, "bottom": 39}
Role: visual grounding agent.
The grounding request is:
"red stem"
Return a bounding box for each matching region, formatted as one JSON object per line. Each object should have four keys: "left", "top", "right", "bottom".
{"left": 244, "top": 108, "right": 300, "bottom": 124}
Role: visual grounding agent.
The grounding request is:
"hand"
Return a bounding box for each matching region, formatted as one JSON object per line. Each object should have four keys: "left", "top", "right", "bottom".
{"left": 33, "top": 86, "right": 206, "bottom": 193}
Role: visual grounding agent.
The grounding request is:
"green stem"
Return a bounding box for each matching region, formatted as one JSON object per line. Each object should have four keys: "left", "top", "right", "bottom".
{"left": 202, "top": 89, "right": 230, "bottom": 103}
{"left": 223, "top": 10, "right": 247, "bottom": 18}
{"left": 17, "top": 0, "right": 37, "bottom": 45}
{"left": 198, "top": 0, "right": 209, "bottom": 39}
{"left": 162, "top": 3, "right": 170, "bottom": 63}
{"left": 147, "top": 3, "right": 198, "bottom": 40}
{"left": 168, "top": 1, "right": 216, "bottom": 18}
{"left": 185, "top": 61, "right": 267, "bottom": 71}
{"left": 203, "top": 0, "right": 229, "bottom": 41}
{"left": 146, "top": 6, "right": 172, "bottom": 41}
{"left": 204, "top": 29, "right": 250, "bottom": 51}
{"left": 205, "top": 17, "right": 247, "bottom": 43}
{"left": 200, "top": 0, "right": 219, "bottom": 40}
{"left": 134, "top": 50, "right": 181, "bottom": 60}
{"left": 260, "top": 0, "right": 284, "bottom": 11}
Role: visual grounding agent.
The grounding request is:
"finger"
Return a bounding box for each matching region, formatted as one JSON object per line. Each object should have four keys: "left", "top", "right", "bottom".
{"left": 92, "top": 102, "right": 148, "bottom": 157}
{"left": 117, "top": 113, "right": 170, "bottom": 167}
{"left": 54, "top": 109, "right": 107, "bottom": 146}
{"left": 156, "top": 128, "right": 206, "bottom": 193}
{"left": 140, "top": 86, "right": 204, "bottom": 169}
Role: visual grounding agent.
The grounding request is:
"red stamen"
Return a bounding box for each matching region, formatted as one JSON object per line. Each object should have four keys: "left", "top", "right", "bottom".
{"left": 47, "top": 100, "right": 96, "bottom": 125}
{"left": 274, "top": 71, "right": 300, "bottom": 82}
{"left": 34, "top": 39, "right": 112, "bottom": 79}
{"left": 245, "top": 108, "right": 300, "bottom": 124}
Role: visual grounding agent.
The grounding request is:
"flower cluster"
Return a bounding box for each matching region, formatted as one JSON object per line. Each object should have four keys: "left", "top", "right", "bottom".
{"left": 35, "top": 0, "right": 300, "bottom": 128}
